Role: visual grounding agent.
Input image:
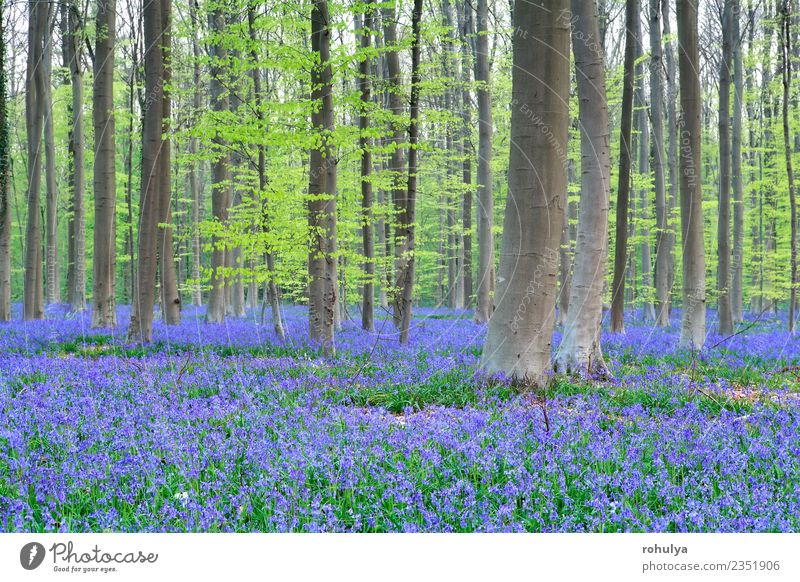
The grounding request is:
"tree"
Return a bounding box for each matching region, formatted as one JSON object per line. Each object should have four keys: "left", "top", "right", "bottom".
{"left": 458, "top": 1, "right": 473, "bottom": 309}
{"left": 610, "top": 0, "right": 638, "bottom": 333}
{"left": 780, "top": 0, "right": 798, "bottom": 333}
{"left": 62, "top": 0, "right": 86, "bottom": 311}
{"left": 190, "top": 0, "right": 203, "bottom": 307}
{"left": 159, "top": 0, "right": 181, "bottom": 325}
{"left": 555, "top": 0, "right": 612, "bottom": 377}
{"left": 732, "top": 0, "right": 745, "bottom": 323}
{"left": 205, "top": 4, "right": 231, "bottom": 324}
{"left": 479, "top": 0, "right": 570, "bottom": 386}
{"left": 718, "top": 0, "right": 734, "bottom": 337}
{"left": 92, "top": 0, "right": 117, "bottom": 327}
{"left": 44, "top": 15, "right": 59, "bottom": 305}
{"left": 0, "top": 0, "right": 10, "bottom": 322}
{"left": 651, "top": 0, "right": 670, "bottom": 326}
{"left": 473, "top": 0, "right": 494, "bottom": 324}
{"left": 396, "top": 0, "right": 424, "bottom": 346}
{"left": 24, "top": 0, "right": 48, "bottom": 321}
{"left": 676, "top": 0, "right": 706, "bottom": 349}
{"left": 308, "top": 0, "right": 338, "bottom": 354}
{"left": 128, "top": 0, "right": 167, "bottom": 342}
{"left": 358, "top": 0, "right": 375, "bottom": 332}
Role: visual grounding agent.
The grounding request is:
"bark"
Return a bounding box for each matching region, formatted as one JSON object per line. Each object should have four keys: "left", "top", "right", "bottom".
{"left": 159, "top": 0, "right": 181, "bottom": 324}
{"left": 24, "top": 0, "right": 47, "bottom": 321}
{"left": 188, "top": 0, "right": 203, "bottom": 306}
{"left": 92, "top": 0, "right": 117, "bottom": 327}
{"left": 473, "top": 0, "right": 494, "bottom": 324}
{"left": 610, "top": 0, "right": 638, "bottom": 333}
{"left": 128, "top": 0, "right": 163, "bottom": 342}
{"left": 732, "top": 0, "right": 744, "bottom": 323}
{"left": 651, "top": 0, "right": 670, "bottom": 326}
{"left": 308, "top": 0, "right": 338, "bottom": 355}
{"left": 44, "top": 22, "right": 60, "bottom": 305}
{"left": 248, "top": 5, "right": 284, "bottom": 340}
{"left": 359, "top": 2, "right": 375, "bottom": 332}
{"left": 479, "top": 0, "right": 570, "bottom": 386}
{"left": 205, "top": 8, "right": 230, "bottom": 324}
{"left": 458, "top": 1, "right": 473, "bottom": 309}
{"left": 397, "top": 0, "right": 424, "bottom": 346}
{"left": 718, "top": 0, "right": 734, "bottom": 337}
{"left": 677, "top": 0, "right": 706, "bottom": 349}
{"left": 663, "top": 0, "right": 678, "bottom": 321}
{"left": 0, "top": 1, "right": 10, "bottom": 322}
{"left": 383, "top": 3, "right": 406, "bottom": 328}
{"left": 781, "top": 0, "right": 798, "bottom": 333}
{"left": 555, "top": 0, "right": 611, "bottom": 378}
{"left": 63, "top": 0, "right": 85, "bottom": 311}
{"left": 635, "top": 17, "right": 655, "bottom": 322}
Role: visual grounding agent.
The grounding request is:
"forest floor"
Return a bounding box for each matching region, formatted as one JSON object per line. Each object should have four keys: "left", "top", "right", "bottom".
{"left": 0, "top": 304, "right": 799, "bottom": 532}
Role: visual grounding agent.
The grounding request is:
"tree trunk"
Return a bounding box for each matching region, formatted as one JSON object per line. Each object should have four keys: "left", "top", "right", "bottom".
{"left": 479, "top": 0, "right": 569, "bottom": 386}
{"left": 24, "top": 0, "right": 47, "bottom": 321}
{"left": 555, "top": 0, "right": 611, "bottom": 377}
{"left": 63, "top": 0, "right": 86, "bottom": 311}
{"left": 205, "top": 8, "right": 230, "bottom": 324}
{"left": 781, "top": 0, "right": 798, "bottom": 333}
{"left": 92, "top": 0, "right": 117, "bottom": 327}
{"left": 359, "top": 2, "right": 375, "bottom": 332}
{"left": 159, "top": 0, "right": 180, "bottom": 325}
{"left": 397, "top": 0, "right": 424, "bottom": 346}
{"left": 0, "top": 0, "right": 10, "bottom": 322}
{"left": 128, "top": 0, "right": 163, "bottom": 342}
{"left": 473, "top": 0, "right": 494, "bottom": 324}
{"left": 663, "top": 0, "right": 678, "bottom": 321}
{"left": 190, "top": 0, "right": 203, "bottom": 307}
{"left": 718, "top": 0, "right": 734, "bottom": 337}
{"left": 44, "top": 23, "right": 60, "bottom": 305}
{"left": 731, "top": 0, "right": 744, "bottom": 323}
{"left": 308, "top": 0, "right": 338, "bottom": 355}
{"left": 677, "top": 0, "right": 706, "bottom": 349}
{"left": 610, "top": 0, "right": 638, "bottom": 333}
{"left": 458, "top": 1, "right": 473, "bottom": 309}
{"left": 651, "top": 0, "right": 670, "bottom": 326}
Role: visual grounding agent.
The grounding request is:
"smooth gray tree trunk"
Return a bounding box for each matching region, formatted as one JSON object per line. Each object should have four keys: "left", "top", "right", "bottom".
{"left": 718, "top": 0, "right": 734, "bottom": 337}
{"left": 479, "top": 0, "right": 570, "bottom": 386}
{"left": 0, "top": 1, "right": 10, "bottom": 322}
{"left": 731, "top": 0, "right": 744, "bottom": 323}
{"left": 358, "top": 3, "right": 375, "bottom": 332}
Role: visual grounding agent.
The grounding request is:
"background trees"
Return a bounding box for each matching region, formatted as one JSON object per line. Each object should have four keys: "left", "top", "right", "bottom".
{"left": 1, "top": 0, "right": 799, "bottom": 367}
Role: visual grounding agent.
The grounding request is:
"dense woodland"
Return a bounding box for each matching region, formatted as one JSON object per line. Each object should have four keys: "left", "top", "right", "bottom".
{"left": 0, "top": 0, "right": 798, "bottom": 383}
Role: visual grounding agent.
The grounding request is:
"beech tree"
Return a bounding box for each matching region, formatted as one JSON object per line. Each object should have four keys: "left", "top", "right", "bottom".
{"left": 718, "top": 0, "right": 734, "bottom": 337}
{"left": 0, "top": 0, "right": 10, "bottom": 322}
{"left": 556, "top": 0, "right": 611, "bottom": 377}
{"left": 92, "top": 0, "right": 117, "bottom": 327}
{"left": 677, "top": 0, "right": 706, "bottom": 349}
{"left": 480, "top": 0, "right": 570, "bottom": 386}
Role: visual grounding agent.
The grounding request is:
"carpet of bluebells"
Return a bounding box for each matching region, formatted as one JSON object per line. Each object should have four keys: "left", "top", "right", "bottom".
{"left": 1, "top": 303, "right": 799, "bottom": 532}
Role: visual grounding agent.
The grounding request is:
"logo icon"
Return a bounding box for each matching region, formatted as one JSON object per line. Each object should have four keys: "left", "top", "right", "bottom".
{"left": 20, "top": 542, "right": 45, "bottom": 570}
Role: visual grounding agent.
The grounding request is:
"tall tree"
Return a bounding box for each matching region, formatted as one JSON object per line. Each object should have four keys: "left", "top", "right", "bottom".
{"left": 555, "top": 0, "right": 612, "bottom": 377}
{"left": 396, "top": 0, "right": 424, "bottom": 345}
{"left": 128, "top": 0, "right": 164, "bottom": 342}
{"left": 92, "top": 0, "right": 117, "bottom": 327}
{"left": 23, "top": 0, "right": 48, "bottom": 320}
{"left": 651, "top": 0, "right": 670, "bottom": 326}
{"left": 248, "top": 3, "right": 285, "bottom": 340}
{"left": 732, "top": 0, "right": 745, "bottom": 323}
{"left": 718, "top": 0, "right": 734, "bottom": 337}
{"left": 780, "top": 0, "right": 798, "bottom": 333}
{"left": 308, "top": 0, "right": 338, "bottom": 354}
{"left": 458, "top": 1, "right": 473, "bottom": 309}
{"left": 359, "top": 1, "right": 375, "bottom": 332}
{"left": 662, "top": 0, "right": 679, "bottom": 320}
{"left": 159, "top": 0, "right": 181, "bottom": 324}
{"left": 473, "top": 0, "right": 494, "bottom": 324}
{"left": 190, "top": 0, "right": 203, "bottom": 307}
{"left": 0, "top": 0, "right": 10, "bottom": 322}
{"left": 43, "top": 14, "right": 59, "bottom": 305}
{"left": 479, "top": 0, "right": 569, "bottom": 386}
{"left": 205, "top": 4, "right": 230, "bottom": 324}
{"left": 610, "top": 0, "right": 638, "bottom": 333}
{"left": 62, "top": 0, "right": 86, "bottom": 311}
{"left": 677, "top": 0, "right": 706, "bottom": 348}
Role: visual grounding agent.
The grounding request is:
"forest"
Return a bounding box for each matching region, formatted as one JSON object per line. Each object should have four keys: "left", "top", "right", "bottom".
{"left": 0, "top": 0, "right": 799, "bottom": 533}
